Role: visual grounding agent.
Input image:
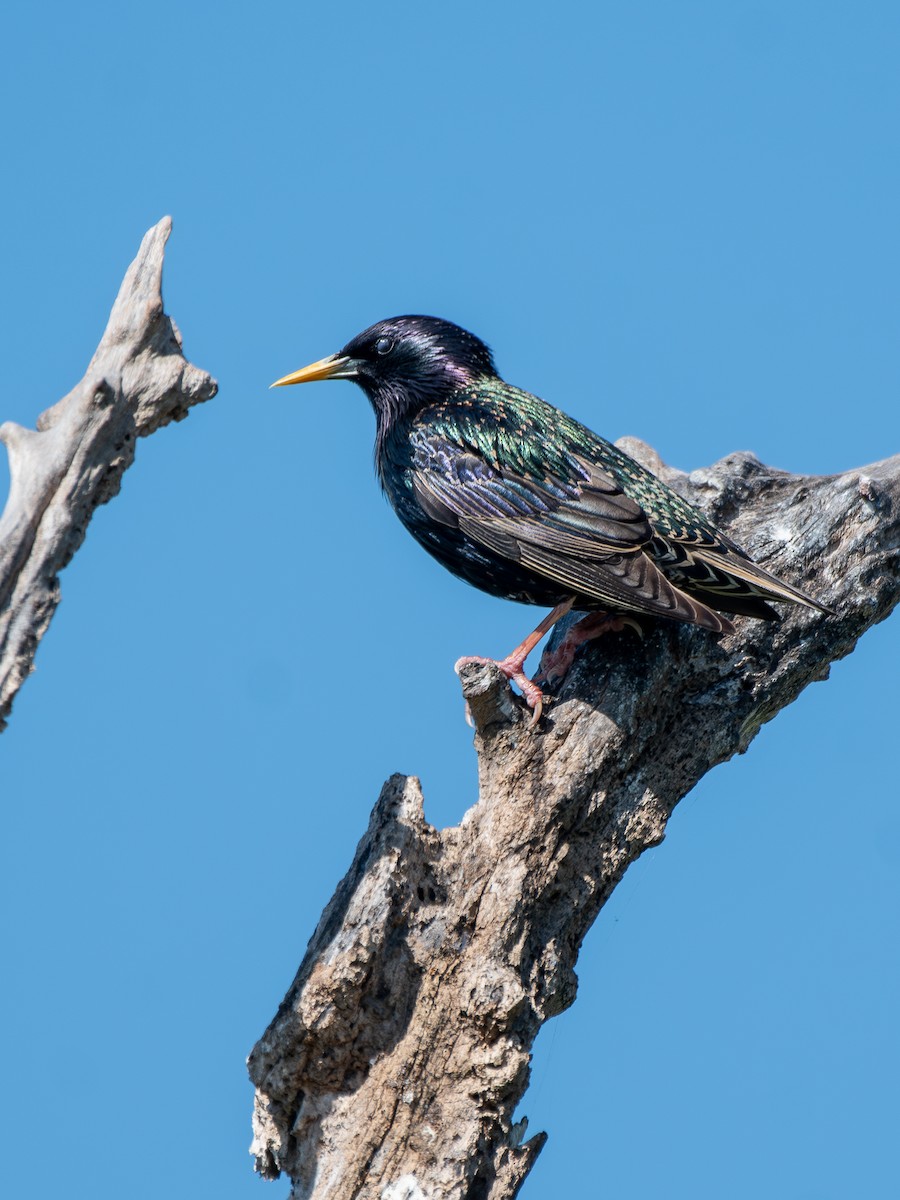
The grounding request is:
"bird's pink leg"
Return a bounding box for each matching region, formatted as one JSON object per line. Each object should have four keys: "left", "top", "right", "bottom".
{"left": 455, "top": 598, "right": 575, "bottom": 725}
{"left": 536, "top": 611, "right": 644, "bottom": 688}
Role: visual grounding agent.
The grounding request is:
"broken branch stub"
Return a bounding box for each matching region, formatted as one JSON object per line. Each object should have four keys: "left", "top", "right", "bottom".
{"left": 0, "top": 218, "right": 217, "bottom": 728}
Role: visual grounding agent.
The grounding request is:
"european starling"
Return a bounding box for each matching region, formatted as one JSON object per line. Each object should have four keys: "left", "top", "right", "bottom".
{"left": 272, "top": 315, "right": 830, "bottom": 720}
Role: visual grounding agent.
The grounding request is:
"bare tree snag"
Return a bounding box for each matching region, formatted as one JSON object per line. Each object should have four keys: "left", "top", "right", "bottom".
{"left": 0, "top": 219, "right": 216, "bottom": 729}
{"left": 249, "top": 443, "right": 899, "bottom": 1200}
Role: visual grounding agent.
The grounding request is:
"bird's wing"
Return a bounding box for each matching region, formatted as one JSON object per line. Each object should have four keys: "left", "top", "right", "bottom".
{"left": 591, "top": 436, "right": 832, "bottom": 613}
{"left": 409, "top": 435, "right": 729, "bottom": 630}
{"left": 649, "top": 534, "right": 829, "bottom": 612}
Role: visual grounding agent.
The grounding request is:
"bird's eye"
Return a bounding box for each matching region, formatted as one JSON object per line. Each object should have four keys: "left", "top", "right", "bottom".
{"left": 375, "top": 336, "right": 394, "bottom": 355}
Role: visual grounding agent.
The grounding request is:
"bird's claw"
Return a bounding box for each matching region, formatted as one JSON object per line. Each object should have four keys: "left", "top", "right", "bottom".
{"left": 508, "top": 668, "right": 545, "bottom": 727}
{"left": 455, "top": 654, "right": 546, "bottom": 728}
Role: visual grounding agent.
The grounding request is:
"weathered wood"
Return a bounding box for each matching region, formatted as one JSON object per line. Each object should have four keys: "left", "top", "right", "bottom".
{"left": 0, "top": 219, "right": 217, "bottom": 728}
{"left": 249, "top": 443, "right": 898, "bottom": 1199}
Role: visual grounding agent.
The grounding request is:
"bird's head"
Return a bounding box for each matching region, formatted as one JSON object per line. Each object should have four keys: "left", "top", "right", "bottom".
{"left": 271, "top": 315, "right": 497, "bottom": 423}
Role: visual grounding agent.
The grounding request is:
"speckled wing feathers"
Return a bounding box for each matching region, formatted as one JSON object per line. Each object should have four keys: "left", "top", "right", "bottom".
{"left": 409, "top": 432, "right": 731, "bottom": 629}
{"left": 382, "top": 377, "right": 827, "bottom": 628}
{"left": 413, "top": 452, "right": 650, "bottom": 555}
{"left": 516, "top": 540, "right": 729, "bottom": 629}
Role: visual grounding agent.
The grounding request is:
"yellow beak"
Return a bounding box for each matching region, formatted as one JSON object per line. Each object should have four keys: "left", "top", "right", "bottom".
{"left": 270, "top": 353, "right": 358, "bottom": 388}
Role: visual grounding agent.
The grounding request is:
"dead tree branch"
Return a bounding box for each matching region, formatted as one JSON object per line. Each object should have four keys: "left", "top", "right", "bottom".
{"left": 249, "top": 442, "right": 899, "bottom": 1200}
{"left": 0, "top": 219, "right": 216, "bottom": 728}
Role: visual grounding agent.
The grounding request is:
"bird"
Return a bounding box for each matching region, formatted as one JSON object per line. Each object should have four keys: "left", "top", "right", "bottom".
{"left": 272, "top": 315, "right": 831, "bottom": 722}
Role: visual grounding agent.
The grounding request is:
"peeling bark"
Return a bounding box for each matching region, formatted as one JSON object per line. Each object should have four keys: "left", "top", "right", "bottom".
{"left": 249, "top": 443, "right": 899, "bottom": 1199}
{"left": 0, "top": 219, "right": 216, "bottom": 728}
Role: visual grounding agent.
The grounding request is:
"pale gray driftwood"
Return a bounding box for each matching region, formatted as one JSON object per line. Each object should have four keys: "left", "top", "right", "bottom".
{"left": 0, "top": 219, "right": 216, "bottom": 728}
{"left": 249, "top": 444, "right": 899, "bottom": 1200}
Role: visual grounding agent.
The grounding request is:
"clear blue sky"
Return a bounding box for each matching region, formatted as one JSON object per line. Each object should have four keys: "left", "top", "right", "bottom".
{"left": 1, "top": 3, "right": 897, "bottom": 1197}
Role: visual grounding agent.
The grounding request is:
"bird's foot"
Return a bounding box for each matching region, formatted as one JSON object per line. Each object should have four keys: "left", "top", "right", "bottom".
{"left": 455, "top": 654, "right": 546, "bottom": 727}
{"left": 535, "top": 612, "right": 644, "bottom": 689}
{"left": 454, "top": 599, "right": 576, "bottom": 728}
